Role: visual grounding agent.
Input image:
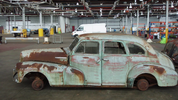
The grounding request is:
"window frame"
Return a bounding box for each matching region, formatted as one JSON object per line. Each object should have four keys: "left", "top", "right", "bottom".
{"left": 103, "top": 41, "right": 128, "bottom": 55}
{"left": 74, "top": 40, "right": 100, "bottom": 55}
{"left": 126, "top": 42, "right": 147, "bottom": 56}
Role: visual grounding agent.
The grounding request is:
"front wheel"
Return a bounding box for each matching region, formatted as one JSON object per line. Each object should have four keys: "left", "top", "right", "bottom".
{"left": 31, "top": 77, "right": 44, "bottom": 91}
{"left": 137, "top": 79, "right": 149, "bottom": 91}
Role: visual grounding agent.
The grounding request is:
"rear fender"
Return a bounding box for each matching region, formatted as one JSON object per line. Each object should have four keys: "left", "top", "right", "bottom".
{"left": 127, "top": 64, "right": 178, "bottom": 88}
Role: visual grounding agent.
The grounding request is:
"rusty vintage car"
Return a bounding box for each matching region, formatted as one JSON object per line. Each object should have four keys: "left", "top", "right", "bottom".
{"left": 162, "top": 39, "right": 178, "bottom": 64}
{"left": 13, "top": 33, "right": 178, "bottom": 91}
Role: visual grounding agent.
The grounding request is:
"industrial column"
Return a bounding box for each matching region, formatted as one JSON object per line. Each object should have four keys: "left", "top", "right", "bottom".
{"left": 38, "top": 11, "right": 43, "bottom": 37}
{"left": 50, "top": 14, "right": 54, "bottom": 35}
{"left": 137, "top": 9, "right": 139, "bottom": 36}
{"left": 165, "top": 0, "right": 169, "bottom": 43}
{"left": 126, "top": 15, "right": 127, "bottom": 34}
{"left": 22, "top": 7, "right": 25, "bottom": 29}
{"left": 22, "top": 7, "right": 27, "bottom": 37}
{"left": 131, "top": 13, "right": 133, "bottom": 34}
{"left": 147, "top": 5, "right": 150, "bottom": 38}
{"left": 123, "top": 17, "right": 124, "bottom": 32}
{"left": 14, "top": 16, "right": 16, "bottom": 27}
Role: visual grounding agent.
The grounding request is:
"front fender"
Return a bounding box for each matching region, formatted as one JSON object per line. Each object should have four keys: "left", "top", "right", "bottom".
{"left": 127, "top": 64, "right": 178, "bottom": 88}
{"left": 15, "top": 61, "right": 67, "bottom": 86}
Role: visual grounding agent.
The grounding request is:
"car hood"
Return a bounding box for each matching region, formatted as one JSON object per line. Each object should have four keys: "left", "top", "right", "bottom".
{"left": 20, "top": 48, "right": 68, "bottom": 65}
{"left": 155, "top": 50, "right": 175, "bottom": 70}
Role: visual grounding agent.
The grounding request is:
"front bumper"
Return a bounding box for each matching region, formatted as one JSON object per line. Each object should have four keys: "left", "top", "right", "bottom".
{"left": 13, "top": 69, "right": 18, "bottom": 83}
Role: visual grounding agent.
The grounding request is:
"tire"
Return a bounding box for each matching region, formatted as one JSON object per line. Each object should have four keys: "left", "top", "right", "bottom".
{"left": 13, "top": 33, "right": 17, "bottom": 37}
{"left": 137, "top": 79, "right": 149, "bottom": 91}
{"left": 74, "top": 34, "right": 78, "bottom": 37}
{"left": 31, "top": 77, "right": 44, "bottom": 91}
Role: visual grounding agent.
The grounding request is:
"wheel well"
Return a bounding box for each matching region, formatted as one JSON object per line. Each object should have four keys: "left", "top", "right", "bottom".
{"left": 24, "top": 72, "right": 49, "bottom": 83}
{"left": 134, "top": 73, "right": 157, "bottom": 86}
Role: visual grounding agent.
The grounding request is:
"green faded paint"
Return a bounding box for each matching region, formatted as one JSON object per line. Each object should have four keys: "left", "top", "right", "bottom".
{"left": 13, "top": 33, "right": 178, "bottom": 89}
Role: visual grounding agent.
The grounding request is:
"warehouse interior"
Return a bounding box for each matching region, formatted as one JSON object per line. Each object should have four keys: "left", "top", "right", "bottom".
{"left": 1, "top": 0, "right": 178, "bottom": 100}
{"left": 0, "top": 0, "right": 178, "bottom": 35}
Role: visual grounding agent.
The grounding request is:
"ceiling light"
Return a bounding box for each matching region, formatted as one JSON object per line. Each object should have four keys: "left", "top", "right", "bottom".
{"left": 53, "top": 10, "right": 55, "bottom": 13}
{"left": 123, "top": 10, "right": 125, "bottom": 13}
{"left": 135, "top": 13, "right": 136, "bottom": 16}
{"left": 76, "top": 2, "right": 79, "bottom": 5}
{"left": 81, "top": 12, "right": 83, "bottom": 15}
{"left": 62, "top": 12, "right": 64, "bottom": 16}
{"left": 75, "top": 8, "right": 77, "bottom": 12}
{"left": 171, "top": 2, "right": 174, "bottom": 8}
{"left": 100, "top": 8, "right": 102, "bottom": 12}
{"left": 141, "top": 11, "right": 143, "bottom": 15}
{"left": 100, "top": 12, "right": 102, "bottom": 16}
{"left": 135, "top": 0, "right": 137, "bottom": 4}
{"left": 129, "top": 3, "right": 132, "bottom": 8}
{"left": 100, "top": 3, "right": 103, "bottom": 5}
{"left": 150, "top": 10, "right": 152, "bottom": 13}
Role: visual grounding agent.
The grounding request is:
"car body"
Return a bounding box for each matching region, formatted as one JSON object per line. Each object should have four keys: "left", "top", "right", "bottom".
{"left": 13, "top": 33, "right": 178, "bottom": 91}
{"left": 162, "top": 39, "right": 178, "bottom": 64}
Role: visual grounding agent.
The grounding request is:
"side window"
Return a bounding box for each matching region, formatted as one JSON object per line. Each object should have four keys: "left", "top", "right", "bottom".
{"left": 77, "top": 26, "right": 84, "bottom": 31}
{"left": 128, "top": 44, "right": 145, "bottom": 54}
{"left": 75, "top": 41, "right": 99, "bottom": 54}
{"left": 104, "top": 41, "right": 126, "bottom": 54}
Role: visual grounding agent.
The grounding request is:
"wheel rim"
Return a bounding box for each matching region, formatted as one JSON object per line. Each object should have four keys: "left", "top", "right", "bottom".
{"left": 137, "top": 79, "right": 149, "bottom": 91}
{"left": 32, "top": 78, "right": 44, "bottom": 91}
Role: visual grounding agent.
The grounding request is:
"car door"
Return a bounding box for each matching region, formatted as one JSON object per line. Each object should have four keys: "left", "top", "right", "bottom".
{"left": 102, "top": 41, "right": 129, "bottom": 87}
{"left": 70, "top": 40, "right": 102, "bottom": 86}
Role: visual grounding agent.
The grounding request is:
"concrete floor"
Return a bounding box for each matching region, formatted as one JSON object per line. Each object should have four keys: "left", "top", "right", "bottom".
{"left": 0, "top": 33, "right": 178, "bottom": 100}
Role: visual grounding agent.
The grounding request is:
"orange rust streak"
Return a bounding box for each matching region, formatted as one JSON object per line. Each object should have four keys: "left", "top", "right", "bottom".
{"left": 23, "top": 52, "right": 68, "bottom": 65}
{"left": 149, "top": 66, "right": 166, "bottom": 75}
{"left": 43, "top": 65, "right": 57, "bottom": 72}
{"left": 71, "top": 69, "right": 84, "bottom": 83}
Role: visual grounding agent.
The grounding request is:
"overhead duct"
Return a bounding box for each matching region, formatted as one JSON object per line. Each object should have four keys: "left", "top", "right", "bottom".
{"left": 80, "top": 0, "right": 94, "bottom": 17}
{"left": 109, "top": 0, "right": 120, "bottom": 16}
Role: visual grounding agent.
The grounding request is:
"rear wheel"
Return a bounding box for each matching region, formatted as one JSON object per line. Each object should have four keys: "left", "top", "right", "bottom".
{"left": 137, "top": 79, "right": 149, "bottom": 91}
{"left": 31, "top": 77, "right": 44, "bottom": 91}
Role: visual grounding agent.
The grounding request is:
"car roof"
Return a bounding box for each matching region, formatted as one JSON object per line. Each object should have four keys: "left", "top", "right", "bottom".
{"left": 79, "top": 33, "right": 145, "bottom": 43}
{"left": 78, "top": 33, "right": 156, "bottom": 55}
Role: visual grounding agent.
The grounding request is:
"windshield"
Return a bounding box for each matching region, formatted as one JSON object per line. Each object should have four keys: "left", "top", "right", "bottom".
{"left": 77, "top": 26, "right": 84, "bottom": 31}
{"left": 69, "top": 38, "right": 79, "bottom": 51}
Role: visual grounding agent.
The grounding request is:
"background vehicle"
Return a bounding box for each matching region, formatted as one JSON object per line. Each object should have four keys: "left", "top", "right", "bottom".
{"left": 11, "top": 28, "right": 31, "bottom": 37}
{"left": 72, "top": 23, "right": 106, "bottom": 37}
{"left": 162, "top": 39, "right": 178, "bottom": 64}
{"left": 13, "top": 33, "right": 178, "bottom": 91}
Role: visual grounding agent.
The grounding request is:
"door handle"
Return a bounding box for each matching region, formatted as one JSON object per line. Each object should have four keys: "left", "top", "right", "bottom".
{"left": 96, "top": 59, "right": 101, "bottom": 63}
{"left": 102, "top": 58, "right": 109, "bottom": 61}
{"left": 83, "top": 57, "right": 89, "bottom": 59}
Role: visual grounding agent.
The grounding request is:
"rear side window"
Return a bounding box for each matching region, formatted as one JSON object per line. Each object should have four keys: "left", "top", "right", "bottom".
{"left": 128, "top": 44, "right": 145, "bottom": 54}
{"left": 75, "top": 41, "right": 99, "bottom": 54}
{"left": 104, "top": 41, "right": 126, "bottom": 54}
